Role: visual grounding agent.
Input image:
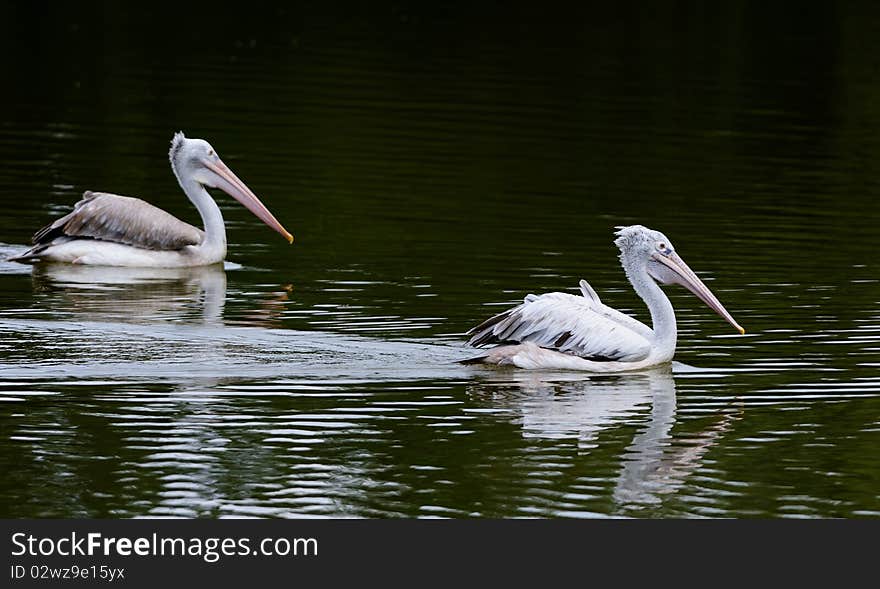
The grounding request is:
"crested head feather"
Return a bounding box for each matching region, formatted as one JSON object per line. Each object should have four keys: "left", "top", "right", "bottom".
{"left": 614, "top": 224, "right": 651, "bottom": 249}
{"left": 169, "top": 131, "right": 186, "bottom": 164}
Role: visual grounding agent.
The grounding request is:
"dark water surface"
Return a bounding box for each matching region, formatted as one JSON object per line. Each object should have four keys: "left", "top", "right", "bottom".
{"left": 0, "top": 4, "right": 879, "bottom": 517}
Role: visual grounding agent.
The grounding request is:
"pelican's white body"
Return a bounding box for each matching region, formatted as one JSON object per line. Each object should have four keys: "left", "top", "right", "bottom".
{"left": 34, "top": 237, "right": 225, "bottom": 267}
{"left": 33, "top": 182, "right": 228, "bottom": 267}
{"left": 469, "top": 278, "right": 677, "bottom": 372}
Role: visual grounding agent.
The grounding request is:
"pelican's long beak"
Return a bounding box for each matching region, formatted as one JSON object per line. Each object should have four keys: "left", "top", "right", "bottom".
{"left": 203, "top": 157, "right": 294, "bottom": 244}
{"left": 654, "top": 252, "right": 745, "bottom": 334}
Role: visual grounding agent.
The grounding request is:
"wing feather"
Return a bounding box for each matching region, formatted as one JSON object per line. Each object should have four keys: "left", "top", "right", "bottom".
{"left": 579, "top": 279, "right": 601, "bottom": 302}
{"left": 467, "top": 288, "right": 653, "bottom": 362}
{"left": 31, "top": 191, "right": 203, "bottom": 251}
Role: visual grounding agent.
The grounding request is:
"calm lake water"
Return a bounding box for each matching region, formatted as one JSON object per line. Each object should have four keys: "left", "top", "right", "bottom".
{"left": 1, "top": 4, "right": 879, "bottom": 518}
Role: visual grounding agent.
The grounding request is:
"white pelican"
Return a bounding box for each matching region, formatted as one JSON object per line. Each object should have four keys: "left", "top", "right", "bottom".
{"left": 463, "top": 225, "right": 744, "bottom": 371}
{"left": 9, "top": 132, "right": 292, "bottom": 267}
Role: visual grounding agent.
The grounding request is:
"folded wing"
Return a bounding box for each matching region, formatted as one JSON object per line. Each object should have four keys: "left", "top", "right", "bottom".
{"left": 466, "top": 288, "right": 653, "bottom": 362}
{"left": 31, "top": 191, "right": 204, "bottom": 251}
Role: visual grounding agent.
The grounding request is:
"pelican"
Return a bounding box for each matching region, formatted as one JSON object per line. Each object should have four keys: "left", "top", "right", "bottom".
{"left": 463, "top": 225, "right": 744, "bottom": 371}
{"left": 9, "top": 132, "right": 293, "bottom": 267}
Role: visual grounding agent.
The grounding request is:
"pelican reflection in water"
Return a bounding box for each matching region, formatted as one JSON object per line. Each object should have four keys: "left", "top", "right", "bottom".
{"left": 31, "top": 263, "right": 293, "bottom": 329}
{"left": 31, "top": 263, "right": 230, "bottom": 325}
{"left": 464, "top": 225, "right": 744, "bottom": 371}
{"left": 11, "top": 133, "right": 293, "bottom": 267}
{"left": 469, "top": 368, "right": 741, "bottom": 510}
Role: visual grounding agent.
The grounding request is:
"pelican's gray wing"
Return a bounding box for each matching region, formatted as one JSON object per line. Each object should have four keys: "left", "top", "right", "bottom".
{"left": 466, "top": 291, "right": 652, "bottom": 362}
{"left": 30, "top": 191, "right": 203, "bottom": 251}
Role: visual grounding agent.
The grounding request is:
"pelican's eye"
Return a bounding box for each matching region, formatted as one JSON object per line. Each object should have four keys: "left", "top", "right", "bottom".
{"left": 656, "top": 241, "right": 672, "bottom": 255}
{"left": 207, "top": 149, "right": 214, "bottom": 157}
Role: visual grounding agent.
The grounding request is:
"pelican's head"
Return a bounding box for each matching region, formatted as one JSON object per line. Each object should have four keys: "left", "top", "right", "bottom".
{"left": 614, "top": 225, "right": 744, "bottom": 335}
{"left": 169, "top": 132, "right": 293, "bottom": 244}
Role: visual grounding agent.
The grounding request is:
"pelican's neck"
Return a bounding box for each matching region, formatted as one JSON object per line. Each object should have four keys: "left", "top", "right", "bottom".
{"left": 175, "top": 172, "right": 227, "bottom": 257}
{"left": 622, "top": 256, "right": 677, "bottom": 360}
